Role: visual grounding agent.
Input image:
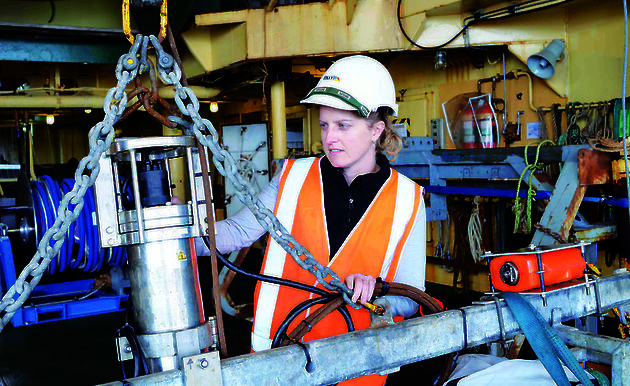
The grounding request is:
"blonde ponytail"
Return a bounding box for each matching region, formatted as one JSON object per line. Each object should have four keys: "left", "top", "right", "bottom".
{"left": 368, "top": 107, "right": 402, "bottom": 161}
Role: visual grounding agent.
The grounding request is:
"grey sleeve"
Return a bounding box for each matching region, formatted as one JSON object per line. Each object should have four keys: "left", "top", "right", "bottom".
{"left": 387, "top": 197, "right": 427, "bottom": 318}
{"left": 195, "top": 173, "right": 280, "bottom": 256}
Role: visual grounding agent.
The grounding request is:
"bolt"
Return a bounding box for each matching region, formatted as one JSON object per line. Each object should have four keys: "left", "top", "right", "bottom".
{"left": 106, "top": 226, "right": 114, "bottom": 234}
{"left": 199, "top": 358, "right": 209, "bottom": 369}
{"left": 123, "top": 56, "right": 137, "bottom": 71}
{"left": 125, "top": 345, "right": 132, "bottom": 353}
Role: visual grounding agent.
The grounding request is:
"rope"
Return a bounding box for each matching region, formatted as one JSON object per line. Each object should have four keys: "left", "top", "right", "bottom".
{"left": 513, "top": 140, "right": 555, "bottom": 234}
{"left": 589, "top": 136, "right": 630, "bottom": 152}
{"left": 467, "top": 196, "right": 483, "bottom": 263}
{"left": 536, "top": 107, "right": 548, "bottom": 140}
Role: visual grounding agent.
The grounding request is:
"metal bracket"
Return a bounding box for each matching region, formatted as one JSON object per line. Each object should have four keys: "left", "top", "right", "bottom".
{"left": 182, "top": 350, "right": 223, "bottom": 386}
{"left": 116, "top": 336, "right": 134, "bottom": 362}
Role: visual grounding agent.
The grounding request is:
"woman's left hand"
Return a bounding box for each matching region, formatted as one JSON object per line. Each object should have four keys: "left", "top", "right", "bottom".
{"left": 345, "top": 274, "right": 376, "bottom": 305}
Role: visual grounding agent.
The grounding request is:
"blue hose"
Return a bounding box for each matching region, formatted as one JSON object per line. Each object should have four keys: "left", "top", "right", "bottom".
{"left": 83, "top": 186, "right": 97, "bottom": 272}
{"left": 29, "top": 175, "right": 126, "bottom": 275}
{"left": 41, "top": 176, "right": 67, "bottom": 273}
{"left": 59, "top": 180, "right": 74, "bottom": 271}
{"left": 61, "top": 179, "right": 80, "bottom": 270}
{"left": 32, "top": 180, "right": 56, "bottom": 274}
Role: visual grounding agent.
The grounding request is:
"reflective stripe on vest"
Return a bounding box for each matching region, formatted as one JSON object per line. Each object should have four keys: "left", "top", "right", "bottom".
{"left": 252, "top": 158, "right": 316, "bottom": 351}
{"left": 252, "top": 157, "right": 423, "bottom": 352}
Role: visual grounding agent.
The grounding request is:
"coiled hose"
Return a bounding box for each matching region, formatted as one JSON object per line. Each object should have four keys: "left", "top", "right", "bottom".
{"left": 30, "top": 175, "right": 127, "bottom": 275}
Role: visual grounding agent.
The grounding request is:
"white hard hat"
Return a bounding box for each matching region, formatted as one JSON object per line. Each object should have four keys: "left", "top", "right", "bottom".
{"left": 300, "top": 55, "right": 398, "bottom": 117}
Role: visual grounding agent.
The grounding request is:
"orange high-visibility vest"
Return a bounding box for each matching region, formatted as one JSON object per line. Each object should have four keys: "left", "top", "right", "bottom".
{"left": 252, "top": 157, "right": 424, "bottom": 355}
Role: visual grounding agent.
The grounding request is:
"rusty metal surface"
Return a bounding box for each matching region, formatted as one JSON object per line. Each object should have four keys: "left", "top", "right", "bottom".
{"left": 574, "top": 224, "right": 617, "bottom": 243}
{"left": 578, "top": 148, "right": 614, "bottom": 186}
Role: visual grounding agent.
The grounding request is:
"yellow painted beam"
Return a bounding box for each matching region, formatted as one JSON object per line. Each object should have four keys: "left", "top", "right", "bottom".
{"left": 187, "top": 0, "right": 569, "bottom": 72}
{"left": 270, "top": 81, "right": 287, "bottom": 160}
{"left": 187, "top": 0, "right": 620, "bottom": 103}
{"left": 181, "top": 24, "right": 247, "bottom": 74}
{"left": 195, "top": 9, "right": 248, "bottom": 25}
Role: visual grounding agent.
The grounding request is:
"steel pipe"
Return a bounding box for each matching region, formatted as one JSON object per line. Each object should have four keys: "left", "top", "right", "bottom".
{"left": 100, "top": 271, "right": 630, "bottom": 385}
{"left": 0, "top": 87, "right": 220, "bottom": 109}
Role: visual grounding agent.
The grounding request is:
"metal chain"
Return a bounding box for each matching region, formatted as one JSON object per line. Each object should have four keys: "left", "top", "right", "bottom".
{"left": 0, "top": 36, "right": 145, "bottom": 332}
{"left": 533, "top": 223, "right": 577, "bottom": 244}
{"left": 0, "top": 34, "right": 358, "bottom": 334}
{"left": 147, "top": 35, "right": 357, "bottom": 308}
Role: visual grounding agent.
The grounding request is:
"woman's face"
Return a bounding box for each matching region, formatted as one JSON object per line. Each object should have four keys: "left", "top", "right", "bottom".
{"left": 319, "top": 106, "right": 384, "bottom": 182}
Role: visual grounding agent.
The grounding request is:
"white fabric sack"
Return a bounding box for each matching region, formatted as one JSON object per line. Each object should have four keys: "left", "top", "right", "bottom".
{"left": 446, "top": 354, "right": 592, "bottom": 385}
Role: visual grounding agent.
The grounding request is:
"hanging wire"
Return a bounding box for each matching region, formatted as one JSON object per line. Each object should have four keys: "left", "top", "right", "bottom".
{"left": 396, "top": 0, "right": 574, "bottom": 50}
{"left": 622, "top": 0, "right": 630, "bottom": 222}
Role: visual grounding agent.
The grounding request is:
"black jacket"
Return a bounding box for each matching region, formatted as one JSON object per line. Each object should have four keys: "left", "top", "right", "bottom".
{"left": 321, "top": 154, "right": 391, "bottom": 258}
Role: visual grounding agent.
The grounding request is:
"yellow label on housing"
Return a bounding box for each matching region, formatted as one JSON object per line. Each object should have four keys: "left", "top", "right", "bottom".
{"left": 177, "top": 251, "right": 187, "bottom": 260}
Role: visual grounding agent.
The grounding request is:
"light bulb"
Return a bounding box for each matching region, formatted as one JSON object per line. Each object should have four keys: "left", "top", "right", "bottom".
{"left": 46, "top": 115, "right": 55, "bottom": 125}
{"left": 210, "top": 102, "right": 219, "bottom": 113}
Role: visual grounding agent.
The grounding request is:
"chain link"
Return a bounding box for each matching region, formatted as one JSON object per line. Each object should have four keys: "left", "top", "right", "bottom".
{"left": 533, "top": 223, "right": 577, "bottom": 244}
{"left": 147, "top": 34, "right": 357, "bottom": 307}
{"left": 0, "top": 35, "right": 145, "bottom": 332}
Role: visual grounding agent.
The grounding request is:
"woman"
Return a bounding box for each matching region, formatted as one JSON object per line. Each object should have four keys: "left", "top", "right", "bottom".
{"left": 201, "top": 55, "right": 426, "bottom": 384}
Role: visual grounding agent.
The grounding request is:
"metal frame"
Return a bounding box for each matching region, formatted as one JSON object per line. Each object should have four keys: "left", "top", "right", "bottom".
{"left": 99, "top": 271, "right": 630, "bottom": 385}
{"left": 393, "top": 138, "right": 618, "bottom": 246}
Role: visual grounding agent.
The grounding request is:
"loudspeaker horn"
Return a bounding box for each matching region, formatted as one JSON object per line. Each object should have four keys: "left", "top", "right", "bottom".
{"left": 527, "top": 39, "right": 565, "bottom": 79}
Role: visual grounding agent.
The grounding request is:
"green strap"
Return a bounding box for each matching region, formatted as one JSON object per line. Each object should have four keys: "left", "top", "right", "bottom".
{"left": 304, "top": 86, "right": 371, "bottom": 117}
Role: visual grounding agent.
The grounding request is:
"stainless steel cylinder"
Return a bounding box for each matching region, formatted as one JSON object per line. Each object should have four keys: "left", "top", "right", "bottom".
{"left": 127, "top": 238, "right": 204, "bottom": 334}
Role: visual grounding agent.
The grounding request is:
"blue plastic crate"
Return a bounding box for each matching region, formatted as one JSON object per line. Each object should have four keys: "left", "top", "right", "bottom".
{"left": 0, "top": 234, "right": 128, "bottom": 327}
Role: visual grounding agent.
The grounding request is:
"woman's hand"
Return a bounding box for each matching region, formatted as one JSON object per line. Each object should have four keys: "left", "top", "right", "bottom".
{"left": 345, "top": 274, "right": 376, "bottom": 305}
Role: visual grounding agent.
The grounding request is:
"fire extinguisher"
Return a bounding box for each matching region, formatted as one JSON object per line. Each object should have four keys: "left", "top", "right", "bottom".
{"left": 477, "top": 100, "right": 497, "bottom": 148}
{"left": 461, "top": 103, "right": 478, "bottom": 149}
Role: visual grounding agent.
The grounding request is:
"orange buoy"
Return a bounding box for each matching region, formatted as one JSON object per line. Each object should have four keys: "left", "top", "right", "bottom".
{"left": 488, "top": 244, "right": 587, "bottom": 292}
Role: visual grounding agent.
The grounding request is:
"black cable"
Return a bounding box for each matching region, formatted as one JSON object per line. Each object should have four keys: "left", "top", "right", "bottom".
{"left": 202, "top": 236, "right": 329, "bottom": 296}
{"left": 271, "top": 294, "right": 355, "bottom": 349}
{"left": 48, "top": 1, "right": 56, "bottom": 23}
{"left": 397, "top": 0, "right": 472, "bottom": 50}
{"left": 202, "top": 237, "right": 355, "bottom": 347}
{"left": 117, "top": 323, "right": 149, "bottom": 379}
{"left": 271, "top": 295, "right": 337, "bottom": 349}
{"left": 397, "top": 0, "right": 573, "bottom": 50}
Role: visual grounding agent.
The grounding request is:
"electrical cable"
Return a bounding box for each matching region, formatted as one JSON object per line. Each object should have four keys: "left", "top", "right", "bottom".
{"left": 202, "top": 236, "right": 329, "bottom": 296}
{"left": 397, "top": 0, "right": 573, "bottom": 50}
{"left": 271, "top": 294, "right": 352, "bottom": 349}
{"left": 622, "top": 0, "right": 630, "bottom": 223}
{"left": 203, "top": 236, "right": 355, "bottom": 348}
